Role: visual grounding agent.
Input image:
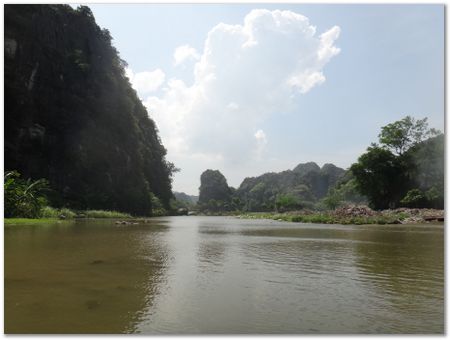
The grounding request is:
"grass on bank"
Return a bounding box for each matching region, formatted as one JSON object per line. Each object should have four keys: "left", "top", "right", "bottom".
{"left": 237, "top": 211, "right": 410, "bottom": 225}
{"left": 4, "top": 218, "right": 65, "bottom": 225}
{"left": 83, "top": 210, "right": 131, "bottom": 218}
{"left": 5, "top": 207, "right": 132, "bottom": 225}
{"left": 40, "top": 206, "right": 131, "bottom": 219}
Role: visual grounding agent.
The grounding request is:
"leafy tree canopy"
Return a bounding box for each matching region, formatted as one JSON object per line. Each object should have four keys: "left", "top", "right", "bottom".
{"left": 378, "top": 116, "right": 440, "bottom": 155}
{"left": 351, "top": 116, "right": 443, "bottom": 210}
{"left": 350, "top": 145, "right": 411, "bottom": 209}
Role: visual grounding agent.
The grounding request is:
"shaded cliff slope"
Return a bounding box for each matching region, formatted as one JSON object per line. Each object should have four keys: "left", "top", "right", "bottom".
{"left": 5, "top": 5, "right": 174, "bottom": 215}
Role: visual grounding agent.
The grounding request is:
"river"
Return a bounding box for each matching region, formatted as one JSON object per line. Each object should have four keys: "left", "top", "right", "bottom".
{"left": 4, "top": 216, "right": 444, "bottom": 334}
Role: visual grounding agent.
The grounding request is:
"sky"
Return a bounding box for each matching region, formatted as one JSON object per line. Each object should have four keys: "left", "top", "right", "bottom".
{"left": 80, "top": 4, "right": 444, "bottom": 195}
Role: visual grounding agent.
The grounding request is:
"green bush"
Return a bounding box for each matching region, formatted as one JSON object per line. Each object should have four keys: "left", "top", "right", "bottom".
{"left": 40, "top": 206, "right": 77, "bottom": 219}
{"left": 291, "top": 216, "right": 304, "bottom": 223}
{"left": 275, "top": 194, "right": 301, "bottom": 212}
{"left": 150, "top": 193, "right": 167, "bottom": 216}
{"left": 40, "top": 206, "right": 60, "bottom": 218}
{"left": 400, "top": 189, "right": 426, "bottom": 208}
{"left": 424, "top": 187, "right": 444, "bottom": 209}
{"left": 322, "top": 188, "right": 343, "bottom": 210}
{"left": 375, "top": 217, "right": 388, "bottom": 225}
{"left": 59, "top": 208, "right": 77, "bottom": 219}
{"left": 5, "top": 171, "right": 49, "bottom": 218}
{"left": 84, "top": 210, "right": 131, "bottom": 218}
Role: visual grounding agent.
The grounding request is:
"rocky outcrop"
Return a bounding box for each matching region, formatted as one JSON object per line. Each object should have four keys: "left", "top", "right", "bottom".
{"left": 235, "top": 162, "right": 346, "bottom": 211}
{"left": 198, "top": 170, "right": 232, "bottom": 205}
{"left": 5, "top": 5, "right": 174, "bottom": 215}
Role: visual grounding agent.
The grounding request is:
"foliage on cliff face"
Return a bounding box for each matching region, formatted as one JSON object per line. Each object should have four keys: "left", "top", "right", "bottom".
{"left": 235, "top": 162, "right": 346, "bottom": 212}
{"left": 198, "top": 170, "right": 233, "bottom": 211}
{"left": 173, "top": 191, "right": 198, "bottom": 209}
{"left": 5, "top": 5, "right": 175, "bottom": 215}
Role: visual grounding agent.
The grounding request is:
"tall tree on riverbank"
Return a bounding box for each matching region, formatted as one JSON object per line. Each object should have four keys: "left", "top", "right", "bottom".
{"left": 378, "top": 116, "right": 440, "bottom": 156}
{"left": 351, "top": 116, "right": 443, "bottom": 210}
{"left": 4, "top": 5, "right": 175, "bottom": 215}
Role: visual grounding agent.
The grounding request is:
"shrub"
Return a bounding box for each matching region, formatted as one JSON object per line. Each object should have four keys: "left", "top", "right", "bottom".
{"left": 59, "top": 208, "right": 77, "bottom": 219}
{"left": 275, "top": 194, "right": 301, "bottom": 212}
{"left": 400, "top": 189, "right": 426, "bottom": 208}
{"left": 150, "top": 193, "right": 167, "bottom": 216}
{"left": 322, "top": 188, "right": 344, "bottom": 210}
{"left": 40, "top": 206, "right": 77, "bottom": 219}
{"left": 84, "top": 210, "right": 131, "bottom": 218}
{"left": 291, "top": 216, "right": 304, "bottom": 223}
{"left": 40, "top": 206, "right": 59, "bottom": 218}
{"left": 4, "top": 171, "right": 49, "bottom": 218}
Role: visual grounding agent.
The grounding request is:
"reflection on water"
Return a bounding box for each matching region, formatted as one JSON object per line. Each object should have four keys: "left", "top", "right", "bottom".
{"left": 5, "top": 217, "right": 444, "bottom": 334}
{"left": 352, "top": 227, "right": 444, "bottom": 333}
{"left": 197, "top": 240, "right": 228, "bottom": 271}
{"left": 5, "top": 219, "right": 169, "bottom": 333}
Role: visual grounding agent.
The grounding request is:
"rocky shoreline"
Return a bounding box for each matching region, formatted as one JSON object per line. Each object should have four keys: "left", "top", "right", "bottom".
{"left": 237, "top": 205, "right": 444, "bottom": 225}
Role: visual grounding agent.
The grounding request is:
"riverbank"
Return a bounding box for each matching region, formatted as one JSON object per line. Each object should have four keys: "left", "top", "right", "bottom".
{"left": 235, "top": 206, "right": 444, "bottom": 225}
{"left": 4, "top": 218, "right": 68, "bottom": 225}
{"left": 6, "top": 206, "right": 444, "bottom": 226}
{"left": 4, "top": 209, "right": 133, "bottom": 225}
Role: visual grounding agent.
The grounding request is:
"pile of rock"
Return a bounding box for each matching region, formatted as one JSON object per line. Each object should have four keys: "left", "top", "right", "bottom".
{"left": 388, "top": 208, "right": 444, "bottom": 223}
{"left": 115, "top": 220, "right": 138, "bottom": 225}
{"left": 418, "top": 209, "right": 444, "bottom": 220}
{"left": 400, "top": 216, "right": 425, "bottom": 224}
{"left": 333, "top": 205, "right": 376, "bottom": 218}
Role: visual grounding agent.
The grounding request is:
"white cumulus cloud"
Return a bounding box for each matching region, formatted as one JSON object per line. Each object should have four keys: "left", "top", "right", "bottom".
{"left": 173, "top": 44, "right": 200, "bottom": 66}
{"left": 142, "top": 9, "right": 340, "bottom": 183}
{"left": 126, "top": 68, "right": 165, "bottom": 95}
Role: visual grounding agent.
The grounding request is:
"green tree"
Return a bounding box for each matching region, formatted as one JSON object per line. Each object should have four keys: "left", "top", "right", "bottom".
{"left": 424, "top": 187, "right": 443, "bottom": 209}
{"left": 350, "top": 146, "right": 410, "bottom": 209}
{"left": 275, "top": 194, "right": 301, "bottom": 212}
{"left": 408, "top": 134, "right": 444, "bottom": 200}
{"left": 351, "top": 116, "right": 442, "bottom": 210}
{"left": 231, "top": 197, "right": 243, "bottom": 211}
{"left": 378, "top": 116, "right": 440, "bottom": 155}
{"left": 322, "top": 188, "right": 344, "bottom": 210}
{"left": 400, "top": 189, "right": 427, "bottom": 208}
{"left": 150, "top": 193, "right": 167, "bottom": 216}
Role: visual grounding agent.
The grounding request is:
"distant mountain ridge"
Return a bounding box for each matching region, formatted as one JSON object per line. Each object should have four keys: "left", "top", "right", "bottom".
{"left": 235, "top": 162, "right": 345, "bottom": 211}
{"left": 173, "top": 192, "right": 198, "bottom": 205}
{"left": 196, "top": 162, "right": 346, "bottom": 212}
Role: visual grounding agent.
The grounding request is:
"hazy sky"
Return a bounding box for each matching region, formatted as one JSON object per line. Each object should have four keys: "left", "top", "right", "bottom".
{"left": 82, "top": 4, "right": 444, "bottom": 195}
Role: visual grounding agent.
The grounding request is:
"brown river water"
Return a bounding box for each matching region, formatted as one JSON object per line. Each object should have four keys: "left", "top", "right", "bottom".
{"left": 4, "top": 216, "right": 444, "bottom": 334}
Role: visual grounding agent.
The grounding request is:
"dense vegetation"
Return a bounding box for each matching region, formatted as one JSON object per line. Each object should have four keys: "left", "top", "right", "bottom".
{"left": 350, "top": 116, "right": 443, "bottom": 210}
{"left": 172, "top": 192, "right": 198, "bottom": 209}
{"left": 5, "top": 170, "right": 131, "bottom": 220}
{"left": 197, "top": 116, "right": 443, "bottom": 214}
{"left": 5, "top": 5, "right": 175, "bottom": 217}
{"left": 4, "top": 171, "right": 49, "bottom": 218}
{"left": 235, "top": 162, "right": 346, "bottom": 212}
{"left": 197, "top": 163, "right": 348, "bottom": 213}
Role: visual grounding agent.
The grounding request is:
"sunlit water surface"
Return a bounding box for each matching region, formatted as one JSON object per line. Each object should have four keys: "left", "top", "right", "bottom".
{"left": 5, "top": 216, "right": 444, "bottom": 334}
